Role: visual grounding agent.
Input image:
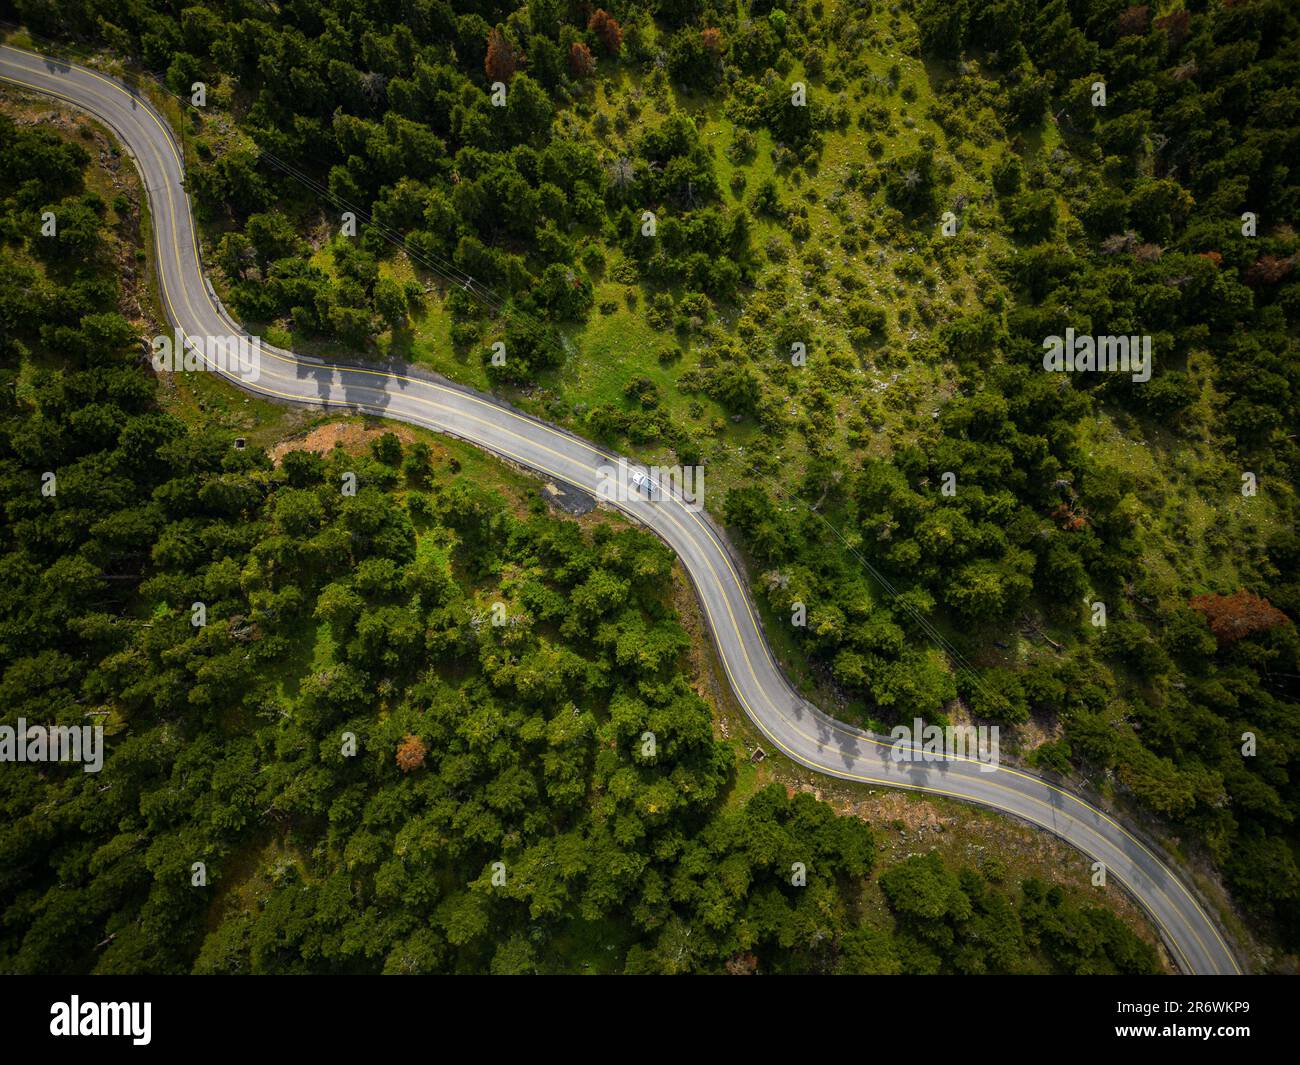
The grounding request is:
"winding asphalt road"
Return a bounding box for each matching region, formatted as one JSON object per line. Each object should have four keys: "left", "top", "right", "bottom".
{"left": 0, "top": 44, "right": 1240, "bottom": 975}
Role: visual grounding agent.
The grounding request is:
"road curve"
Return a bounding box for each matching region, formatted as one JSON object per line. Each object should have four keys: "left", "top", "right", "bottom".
{"left": 1, "top": 44, "right": 1240, "bottom": 975}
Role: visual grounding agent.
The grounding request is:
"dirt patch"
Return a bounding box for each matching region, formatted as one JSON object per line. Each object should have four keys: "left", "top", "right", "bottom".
{"left": 539, "top": 481, "right": 596, "bottom": 515}
{"left": 1013, "top": 713, "right": 1065, "bottom": 753}
{"left": 270, "top": 420, "right": 423, "bottom": 465}
{"left": 839, "top": 787, "right": 952, "bottom": 833}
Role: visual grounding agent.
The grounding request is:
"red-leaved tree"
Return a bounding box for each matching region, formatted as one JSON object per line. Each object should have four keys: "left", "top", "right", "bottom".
{"left": 1243, "top": 255, "right": 1294, "bottom": 287}
{"left": 485, "top": 28, "right": 521, "bottom": 83}
{"left": 588, "top": 9, "right": 623, "bottom": 55}
{"left": 1189, "top": 591, "right": 1291, "bottom": 645}
{"left": 1117, "top": 5, "right": 1151, "bottom": 36}
{"left": 1155, "top": 10, "right": 1191, "bottom": 48}
{"left": 569, "top": 42, "right": 596, "bottom": 78}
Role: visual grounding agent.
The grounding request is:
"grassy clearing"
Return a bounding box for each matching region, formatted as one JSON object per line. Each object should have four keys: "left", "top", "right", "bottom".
{"left": 1078, "top": 404, "right": 1283, "bottom": 598}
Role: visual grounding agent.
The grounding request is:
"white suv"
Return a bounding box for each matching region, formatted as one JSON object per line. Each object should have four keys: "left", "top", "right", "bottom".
{"left": 630, "top": 469, "right": 661, "bottom": 498}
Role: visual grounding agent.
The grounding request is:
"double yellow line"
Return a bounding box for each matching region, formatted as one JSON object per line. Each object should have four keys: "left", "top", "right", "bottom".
{"left": 0, "top": 44, "right": 1239, "bottom": 973}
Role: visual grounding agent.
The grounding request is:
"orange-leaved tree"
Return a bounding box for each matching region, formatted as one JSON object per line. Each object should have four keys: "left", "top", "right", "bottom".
{"left": 396, "top": 734, "right": 428, "bottom": 772}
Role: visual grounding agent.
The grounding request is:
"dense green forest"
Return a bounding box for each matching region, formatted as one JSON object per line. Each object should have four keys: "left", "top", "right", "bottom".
{"left": 1, "top": 0, "right": 1297, "bottom": 964}
{"left": 0, "top": 109, "right": 1164, "bottom": 973}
